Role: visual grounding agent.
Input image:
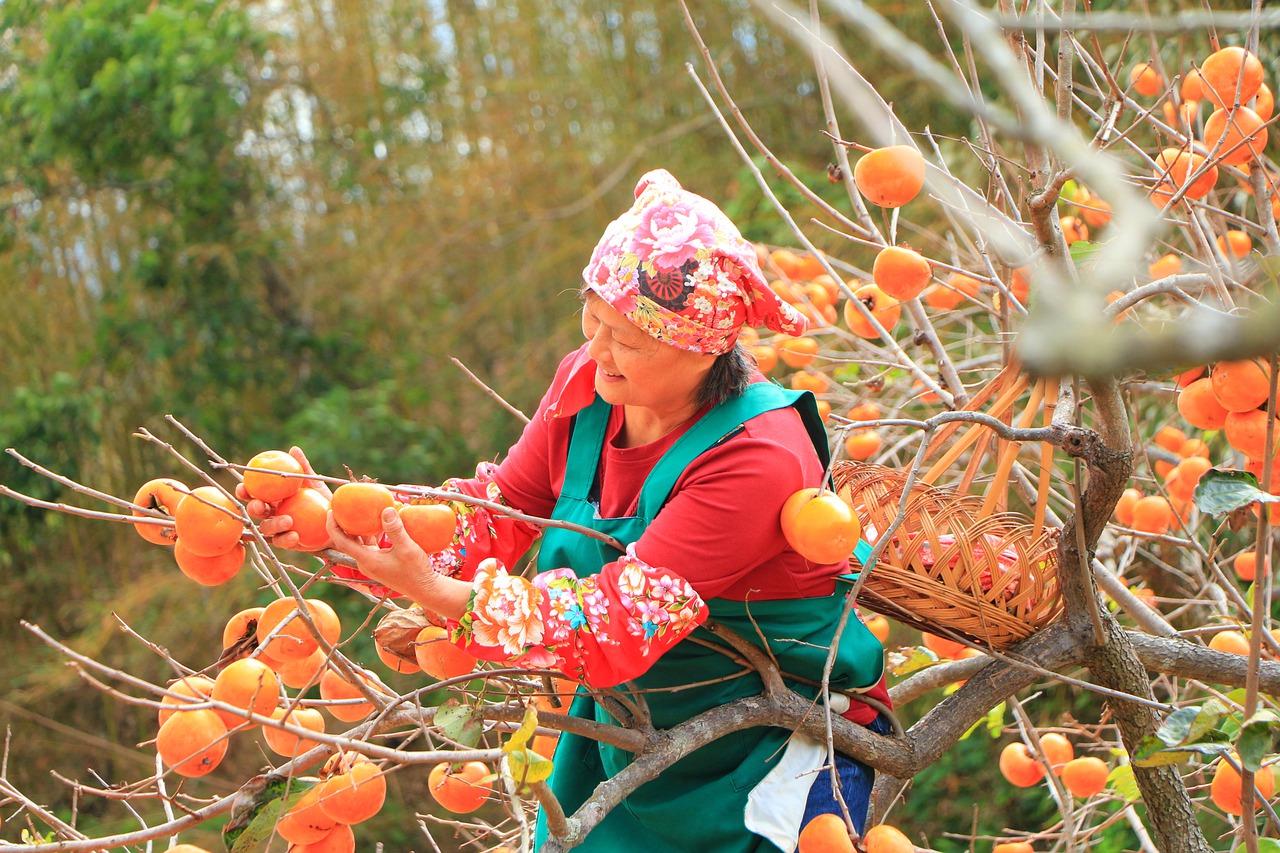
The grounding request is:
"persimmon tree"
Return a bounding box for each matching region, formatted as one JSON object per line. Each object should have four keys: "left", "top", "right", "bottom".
{"left": 3, "top": 2, "right": 1280, "bottom": 852}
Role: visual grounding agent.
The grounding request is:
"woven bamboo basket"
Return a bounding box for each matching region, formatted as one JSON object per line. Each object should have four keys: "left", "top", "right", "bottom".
{"left": 834, "top": 368, "right": 1065, "bottom": 649}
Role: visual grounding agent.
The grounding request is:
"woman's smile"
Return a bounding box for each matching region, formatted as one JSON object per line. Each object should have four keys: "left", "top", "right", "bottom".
{"left": 598, "top": 365, "right": 625, "bottom": 383}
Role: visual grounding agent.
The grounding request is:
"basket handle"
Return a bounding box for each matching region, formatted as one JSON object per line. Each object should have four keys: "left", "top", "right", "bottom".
{"left": 920, "top": 368, "right": 1027, "bottom": 486}
{"left": 923, "top": 361, "right": 1022, "bottom": 463}
{"left": 1032, "top": 382, "right": 1058, "bottom": 540}
{"left": 920, "top": 371, "right": 1056, "bottom": 529}
{"left": 978, "top": 378, "right": 1046, "bottom": 518}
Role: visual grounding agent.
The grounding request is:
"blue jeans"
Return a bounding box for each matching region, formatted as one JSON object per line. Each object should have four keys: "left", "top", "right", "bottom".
{"left": 801, "top": 713, "right": 894, "bottom": 836}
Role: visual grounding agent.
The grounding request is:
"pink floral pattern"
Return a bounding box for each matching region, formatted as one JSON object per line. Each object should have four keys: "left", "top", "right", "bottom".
{"left": 582, "top": 169, "right": 807, "bottom": 355}
{"left": 450, "top": 545, "right": 709, "bottom": 688}
{"left": 631, "top": 198, "right": 717, "bottom": 268}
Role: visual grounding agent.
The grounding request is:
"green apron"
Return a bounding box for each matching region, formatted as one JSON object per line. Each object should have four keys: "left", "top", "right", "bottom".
{"left": 533, "top": 383, "right": 884, "bottom": 852}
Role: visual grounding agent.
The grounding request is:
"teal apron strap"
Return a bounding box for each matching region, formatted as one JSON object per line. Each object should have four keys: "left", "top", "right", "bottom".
{"left": 635, "top": 382, "right": 829, "bottom": 519}
{"left": 559, "top": 394, "right": 613, "bottom": 501}
{"left": 837, "top": 539, "right": 876, "bottom": 586}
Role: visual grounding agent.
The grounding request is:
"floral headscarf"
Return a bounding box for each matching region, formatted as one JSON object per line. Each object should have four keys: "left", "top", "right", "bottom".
{"left": 545, "top": 169, "right": 808, "bottom": 421}
{"left": 584, "top": 169, "right": 807, "bottom": 353}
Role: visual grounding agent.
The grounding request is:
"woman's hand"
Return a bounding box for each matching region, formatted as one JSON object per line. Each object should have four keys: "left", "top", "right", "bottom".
{"left": 325, "top": 507, "right": 473, "bottom": 619}
{"left": 235, "top": 446, "right": 333, "bottom": 551}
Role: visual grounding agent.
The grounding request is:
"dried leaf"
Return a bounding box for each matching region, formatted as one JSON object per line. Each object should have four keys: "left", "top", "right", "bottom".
{"left": 224, "top": 775, "right": 314, "bottom": 852}
{"left": 889, "top": 646, "right": 939, "bottom": 677}
{"left": 374, "top": 605, "right": 432, "bottom": 664}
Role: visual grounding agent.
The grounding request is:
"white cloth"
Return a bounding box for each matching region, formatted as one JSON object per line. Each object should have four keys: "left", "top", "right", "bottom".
{"left": 743, "top": 693, "right": 851, "bottom": 852}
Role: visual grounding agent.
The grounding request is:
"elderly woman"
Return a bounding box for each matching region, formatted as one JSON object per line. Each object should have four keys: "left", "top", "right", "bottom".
{"left": 254, "top": 170, "right": 891, "bottom": 851}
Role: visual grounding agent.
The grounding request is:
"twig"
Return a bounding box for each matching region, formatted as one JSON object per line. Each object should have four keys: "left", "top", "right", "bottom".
{"left": 681, "top": 61, "right": 954, "bottom": 407}
{"left": 450, "top": 358, "right": 529, "bottom": 424}
{"left": 529, "top": 780, "right": 570, "bottom": 842}
{"left": 163, "top": 415, "right": 243, "bottom": 482}
{"left": 3, "top": 448, "right": 171, "bottom": 518}
{"left": 0, "top": 485, "right": 174, "bottom": 529}
{"left": 1240, "top": 349, "right": 1277, "bottom": 848}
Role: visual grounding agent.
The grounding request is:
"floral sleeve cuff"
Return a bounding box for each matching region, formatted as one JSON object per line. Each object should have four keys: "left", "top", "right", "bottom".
{"left": 449, "top": 547, "right": 709, "bottom": 688}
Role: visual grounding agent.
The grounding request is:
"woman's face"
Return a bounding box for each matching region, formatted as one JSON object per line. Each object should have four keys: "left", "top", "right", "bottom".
{"left": 580, "top": 291, "right": 714, "bottom": 412}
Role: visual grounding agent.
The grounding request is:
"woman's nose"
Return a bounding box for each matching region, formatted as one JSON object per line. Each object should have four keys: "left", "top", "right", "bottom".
{"left": 585, "top": 326, "right": 610, "bottom": 361}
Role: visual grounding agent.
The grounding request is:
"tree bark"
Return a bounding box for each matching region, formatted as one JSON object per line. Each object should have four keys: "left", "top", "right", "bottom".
{"left": 1054, "top": 380, "right": 1213, "bottom": 852}
{"left": 1089, "top": 613, "right": 1213, "bottom": 853}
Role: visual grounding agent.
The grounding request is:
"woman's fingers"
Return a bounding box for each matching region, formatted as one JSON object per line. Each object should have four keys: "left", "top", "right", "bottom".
{"left": 272, "top": 530, "right": 302, "bottom": 551}
{"left": 258, "top": 515, "right": 293, "bottom": 537}
{"left": 324, "top": 511, "right": 364, "bottom": 555}
{"left": 289, "top": 445, "right": 333, "bottom": 499}
{"left": 245, "top": 497, "right": 273, "bottom": 520}
{"left": 288, "top": 445, "right": 314, "bottom": 475}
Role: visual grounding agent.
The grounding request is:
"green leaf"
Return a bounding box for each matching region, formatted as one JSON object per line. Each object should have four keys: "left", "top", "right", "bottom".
{"left": 1155, "top": 706, "right": 1201, "bottom": 747}
{"left": 959, "top": 715, "right": 982, "bottom": 741}
{"left": 1133, "top": 732, "right": 1231, "bottom": 767}
{"left": 1238, "top": 709, "right": 1280, "bottom": 771}
{"left": 833, "top": 364, "right": 861, "bottom": 383}
{"left": 1106, "top": 764, "right": 1141, "bottom": 803}
{"left": 889, "top": 646, "right": 939, "bottom": 677}
{"left": 1059, "top": 179, "right": 1081, "bottom": 204}
{"left": 1256, "top": 839, "right": 1280, "bottom": 853}
{"left": 1135, "top": 734, "right": 1184, "bottom": 765}
{"left": 436, "top": 699, "right": 484, "bottom": 748}
{"left": 1181, "top": 739, "right": 1233, "bottom": 753}
{"left": 1153, "top": 702, "right": 1226, "bottom": 749}
{"left": 503, "top": 705, "right": 539, "bottom": 755}
{"left": 986, "top": 701, "right": 1006, "bottom": 739}
{"left": 506, "top": 748, "right": 554, "bottom": 785}
{"left": 1194, "top": 469, "right": 1280, "bottom": 517}
{"left": 225, "top": 779, "right": 313, "bottom": 853}
{"left": 1133, "top": 745, "right": 1224, "bottom": 767}
{"left": 1187, "top": 700, "right": 1228, "bottom": 745}
{"left": 1069, "top": 241, "right": 1099, "bottom": 264}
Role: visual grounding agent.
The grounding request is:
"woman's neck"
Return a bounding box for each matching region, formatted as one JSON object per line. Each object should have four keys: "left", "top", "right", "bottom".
{"left": 619, "top": 399, "right": 702, "bottom": 448}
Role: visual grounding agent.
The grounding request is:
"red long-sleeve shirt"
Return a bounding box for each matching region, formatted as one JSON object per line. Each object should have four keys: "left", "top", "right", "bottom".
{"left": 359, "top": 344, "right": 891, "bottom": 722}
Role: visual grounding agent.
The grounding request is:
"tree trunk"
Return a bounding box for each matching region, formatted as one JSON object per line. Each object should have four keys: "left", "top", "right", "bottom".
{"left": 1087, "top": 613, "right": 1213, "bottom": 853}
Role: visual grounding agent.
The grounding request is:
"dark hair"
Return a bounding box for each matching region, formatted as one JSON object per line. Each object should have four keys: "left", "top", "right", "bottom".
{"left": 697, "top": 344, "right": 752, "bottom": 409}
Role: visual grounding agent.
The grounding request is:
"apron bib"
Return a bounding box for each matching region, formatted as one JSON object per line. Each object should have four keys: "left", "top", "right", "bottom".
{"left": 533, "top": 383, "right": 884, "bottom": 851}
